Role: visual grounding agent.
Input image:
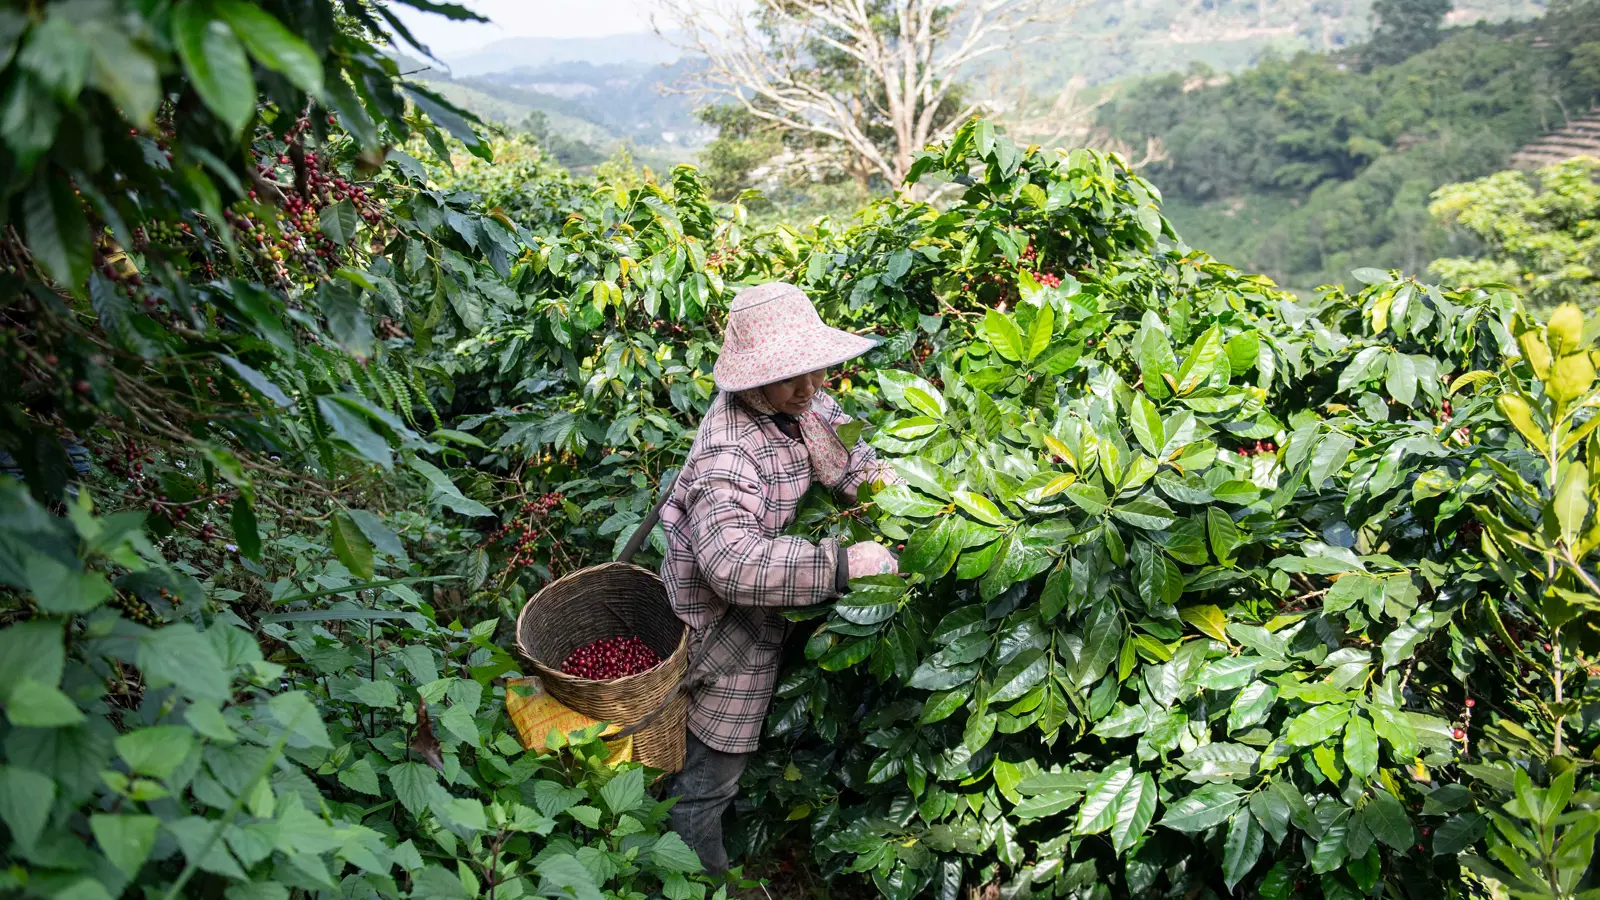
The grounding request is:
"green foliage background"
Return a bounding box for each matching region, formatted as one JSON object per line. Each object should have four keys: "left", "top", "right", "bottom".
{"left": 3, "top": 2, "right": 1600, "bottom": 900}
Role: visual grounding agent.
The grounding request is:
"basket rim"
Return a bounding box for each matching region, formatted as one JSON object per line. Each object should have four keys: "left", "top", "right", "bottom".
{"left": 513, "top": 560, "right": 688, "bottom": 688}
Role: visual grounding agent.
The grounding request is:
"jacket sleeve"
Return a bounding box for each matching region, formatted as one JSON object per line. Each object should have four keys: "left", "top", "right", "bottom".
{"left": 818, "top": 393, "right": 903, "bottom": 503}
{"left": 686, "top": 443, "right": 844, "bottom": 607}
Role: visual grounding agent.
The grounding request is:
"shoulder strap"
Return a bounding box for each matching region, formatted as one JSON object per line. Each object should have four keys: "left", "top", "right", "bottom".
{"left": 616, "top": 475, "right": 676, "bottom": 564}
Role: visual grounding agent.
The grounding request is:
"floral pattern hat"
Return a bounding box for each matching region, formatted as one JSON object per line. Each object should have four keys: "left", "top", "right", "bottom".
{"left": 712, "top": 282, "right": 878, "bottom": 391}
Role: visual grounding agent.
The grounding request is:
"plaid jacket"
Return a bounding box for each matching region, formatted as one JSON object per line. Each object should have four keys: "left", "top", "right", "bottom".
{"left": 660, "top": 391, "right": 893, "bottom": 753}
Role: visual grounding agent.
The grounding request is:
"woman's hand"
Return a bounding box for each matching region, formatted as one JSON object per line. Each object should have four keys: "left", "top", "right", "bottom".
{"left": 846, "top": 541, "right": 899, "bottom": 578}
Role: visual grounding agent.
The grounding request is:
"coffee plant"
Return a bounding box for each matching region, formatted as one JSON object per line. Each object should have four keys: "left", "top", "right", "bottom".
{"left": 734, "top": 123, "right": 1600, "bottom": 900}
{"left": 0, "top": 2, "right": 1595, "bottom": 898}
{"left": 0, "top": 1, "right": 721, "bottom": 898}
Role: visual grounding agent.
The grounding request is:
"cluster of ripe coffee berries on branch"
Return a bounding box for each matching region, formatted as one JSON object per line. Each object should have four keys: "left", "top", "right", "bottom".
{"left": 99, "top": 439, "right": 152, "bottom": 479}
{"left": 524, "top": 492, "right": 565, "bottom": 517}
{"left": 1237, "top": 439, "right": 1277, "bottom": 458}
{"left": 482, "top": 492, "right": 566, "bottom": 574}
{"left": 560, "top": 636, "right": 662, "bottom": 680}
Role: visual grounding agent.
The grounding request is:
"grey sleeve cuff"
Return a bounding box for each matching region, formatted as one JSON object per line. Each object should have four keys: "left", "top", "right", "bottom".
{"left": 835, "top": 544, "right": 851, "bottom": 595}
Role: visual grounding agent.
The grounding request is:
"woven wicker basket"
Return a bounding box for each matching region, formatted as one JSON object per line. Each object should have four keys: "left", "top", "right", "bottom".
{"left": 514, "top": 561, "right": 690, "bottom": 773}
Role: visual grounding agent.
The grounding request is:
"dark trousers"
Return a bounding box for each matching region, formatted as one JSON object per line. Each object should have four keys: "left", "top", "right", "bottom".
{"left": 668, "top": 732, "right": 751, "bottom": 874}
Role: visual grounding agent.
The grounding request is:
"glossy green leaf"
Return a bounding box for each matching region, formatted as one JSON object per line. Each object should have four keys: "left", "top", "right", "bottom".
{"left": 215, "top": 1, "right": 324, "bottom": 95}
{"left": 1284, "top": 704, "right": 1350, "bottom": 747}
{"left": 1158, "top": 784, "right": 1245, "bottom": 833}
{"left": 1111, "top": 496, "right": 1177, "bottom": 530}
{"left": 1228, "top": 682, "right": 1276, "bottom": 732}
{"left": 1363, "top": 790, "right": 1414, "bottom": 850}
{"left": 1222, "top": 809, "right": 1264, "bottom": 890}
{"left": 953, "top": 490, "right": 1009, "bottom": 526}
{"left": 1178, "top": 604, "right": 1228, "bottom": 642}
{"left": 1065, "top": 482, "right": 1109, "bottom": 515}
{"left": 983, "top": 309, "right": 1026, "bottom": 361}
{"left": 171, "top": 0, "right": 256, "bottom": 135}
{"left": 1432, "top": 812, "right": 1488, "bottom": 856}
{"left": 990, "top": 650, "right": 1049, "bottom": 702}
{"left": 896, "top": 458, "right": 958, "bottom": 499}
{"left": 875, "top": 484, "right": 945, "bottom": 517}
{"left": 1343, "top": 715, "right": 1379, "bottom": 779}
{"left": 1174, "top": 325, "right": 1224, "bottom": 394}
{"left": 1555, "top": 462, "right": 1590, "bottom": 542}
{"left": 1130, "top": 393, "right": 1164, "bottom": 456}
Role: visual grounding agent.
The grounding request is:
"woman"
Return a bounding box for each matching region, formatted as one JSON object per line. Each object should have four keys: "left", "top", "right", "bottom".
{"left": 660, "top": 281, "right": 900, "bottom": 873}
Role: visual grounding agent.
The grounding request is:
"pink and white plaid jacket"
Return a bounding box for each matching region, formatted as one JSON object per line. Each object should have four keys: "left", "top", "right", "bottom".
{"left": 660, "top": 390, "right": 893, "bottom": 753}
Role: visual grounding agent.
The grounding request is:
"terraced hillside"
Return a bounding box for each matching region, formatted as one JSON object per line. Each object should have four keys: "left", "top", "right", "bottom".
{"left": 1512, "top": 107, "right": 1600, "bottom": 167}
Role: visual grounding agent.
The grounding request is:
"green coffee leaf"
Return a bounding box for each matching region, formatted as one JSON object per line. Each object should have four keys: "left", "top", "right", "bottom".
{"left": 1363, "top": 790, "right": 1414, "bottom": 850}
{"left": 171, "top": 0, "right": 256, "bottom": 135}
{"left": 1222, "top": 809, "right": 1264, "bottom": 890}
{"left": 1174, "top": 325, "right": 1224, "bottom": 394}
{"left": 953, "top": 490, "right": 1008, "bottom": 526}
{"left": 319, "top": 397, "right": 393, "bottom": 469}
{"left": 1158, "top": 784, "right": 1245, "bottom": 833}
{"left": 1432, "top": 812, "right": 1488, "bottom": 855}
{"left": 331, "top": 511, "right": 376, "bottom": 580}
{"left": 1178, "top": 604, "right": 1228, "bottom": 642}
{"left": 1343, "top": 715, "right": 1379, "bottom": 779}
{"left": 895, "top": 457, "right": 958, "bottom": 499}
{"left": 990, "top": 650, "right": 1048, "bottom": 702}
{"left": 874, "top": 484, "right": 945, "bottom": 517}
{"left": 983, "top": 309, "right": 1026, "bottom": 361}
{"left": 1228, "top": 682, "right": 1276, "bottom": 732}
{"left": 214, "top": 1, "right": 323, "bottom": 95}
{"left": 1284, "top": 704, "right": 1350, "bottom": 747}
{"left": 23, "top": 166, "right": 91, "bottom": 291}
{"left": 1130, "top": 393, "right": 1164, "bottom": 456}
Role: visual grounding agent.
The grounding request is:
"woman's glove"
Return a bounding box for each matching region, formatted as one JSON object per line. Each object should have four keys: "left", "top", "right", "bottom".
{"left": 846, "top": 541, "right": 899, "bottom": 579}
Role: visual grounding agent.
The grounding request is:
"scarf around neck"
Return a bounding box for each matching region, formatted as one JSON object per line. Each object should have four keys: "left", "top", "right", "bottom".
{"left": 735, "top": 389, "right": 850, "bottom": 488}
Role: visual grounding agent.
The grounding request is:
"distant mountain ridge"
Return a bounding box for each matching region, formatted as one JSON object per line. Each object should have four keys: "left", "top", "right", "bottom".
{"left": 440, "top": 31, "right": 682, "bottom": 79}
{"left": 403, "top": 0, "right": 1548, "bottom": 179}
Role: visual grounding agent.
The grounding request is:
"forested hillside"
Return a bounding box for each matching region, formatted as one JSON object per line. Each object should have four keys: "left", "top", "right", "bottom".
{"left": 1098, "top": 0, "right": 1600, "bottom": 291}
{"left": 407, "top": 58, "right": 711, "bottom": 174}
{"left": 985, "top": 0, "right": 1544, "bottom": 89}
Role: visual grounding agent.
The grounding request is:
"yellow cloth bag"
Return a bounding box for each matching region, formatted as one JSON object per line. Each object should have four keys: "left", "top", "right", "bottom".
{"left": 505, "top": 676, "right": 633, "bottom": 766}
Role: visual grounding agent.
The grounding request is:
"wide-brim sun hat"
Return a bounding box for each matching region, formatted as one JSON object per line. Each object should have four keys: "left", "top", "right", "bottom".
{"left": 712, "top": 282, "right": 879, "bottom": 392}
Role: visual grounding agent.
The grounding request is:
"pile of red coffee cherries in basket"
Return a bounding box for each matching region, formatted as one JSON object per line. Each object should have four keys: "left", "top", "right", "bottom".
{"left": 560, "top": 637, "right": 663, "bottom": 680}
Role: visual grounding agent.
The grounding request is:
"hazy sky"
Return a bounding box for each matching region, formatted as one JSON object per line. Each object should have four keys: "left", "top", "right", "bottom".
{"left": 388, "top": 0, "right": 663, "bottom": 57}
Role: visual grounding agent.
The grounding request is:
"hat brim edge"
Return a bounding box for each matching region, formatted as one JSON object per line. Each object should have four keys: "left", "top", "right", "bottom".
{"left": 713, "top": 331, "right": 881, "bottom": 393}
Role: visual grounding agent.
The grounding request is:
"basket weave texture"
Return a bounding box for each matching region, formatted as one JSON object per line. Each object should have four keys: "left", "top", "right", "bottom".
{"left": 515, "top": 562, "right": 689, "bottom": 772}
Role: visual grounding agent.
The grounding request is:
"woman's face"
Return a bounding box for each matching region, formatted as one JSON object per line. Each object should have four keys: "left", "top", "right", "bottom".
{"left": 761, "top": 369, "right": 828, "bottom": 415}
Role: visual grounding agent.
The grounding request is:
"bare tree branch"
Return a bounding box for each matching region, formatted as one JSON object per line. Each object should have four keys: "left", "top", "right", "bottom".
{"left": 656, "top": 0, "right": 1060, "bottom": 192}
